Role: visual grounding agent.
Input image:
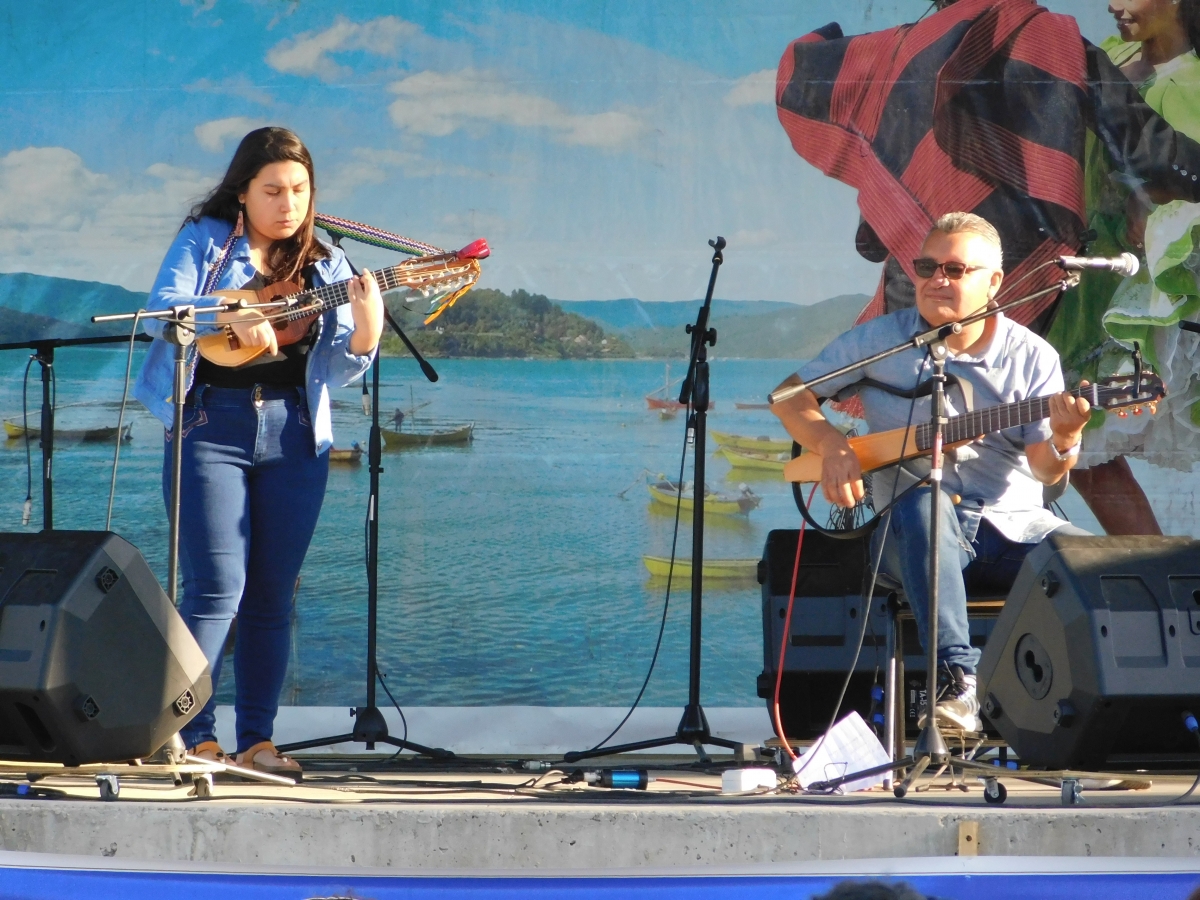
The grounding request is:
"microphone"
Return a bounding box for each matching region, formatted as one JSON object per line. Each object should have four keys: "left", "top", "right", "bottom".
{"left": 1056, "top": 253, "right": 1139, "bottom": 277}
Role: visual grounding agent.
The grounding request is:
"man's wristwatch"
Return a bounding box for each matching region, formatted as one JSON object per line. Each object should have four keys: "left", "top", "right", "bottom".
{"left": 1049, "top": 436, "right": 1081, "bottom": 461}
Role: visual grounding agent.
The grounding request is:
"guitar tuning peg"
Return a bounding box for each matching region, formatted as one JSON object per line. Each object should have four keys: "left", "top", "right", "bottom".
{"left": 1117, "top": 409, "right": 1129, "bottom": 418}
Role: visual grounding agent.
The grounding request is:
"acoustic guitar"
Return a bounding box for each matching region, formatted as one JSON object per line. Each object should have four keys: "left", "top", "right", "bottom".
{"left": 782, "top": 374, "right": 1166, "bottom": 484}
{"left": 196, "top": 239, "right": 489, "bottom": 367}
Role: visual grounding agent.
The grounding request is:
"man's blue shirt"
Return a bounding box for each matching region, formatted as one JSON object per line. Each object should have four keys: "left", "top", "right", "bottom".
{"left": 797, "top": 307, "right": 1069, "bottom": 543}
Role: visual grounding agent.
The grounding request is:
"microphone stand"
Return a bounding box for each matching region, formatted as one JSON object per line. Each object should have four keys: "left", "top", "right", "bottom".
{"left": 564, "top": 236, "right": 744, "bottom": 764}
{"left": 0, "top": 333, "right": 151, "bottom": 532}
{"left": 275, "top": 236, "right": 451, "bottom": 760}
{"left": 94, "top": 300, "right": 259, "bottom": 604}
{"left": 768, "top": 273, "right": 1079, "bottom": 795}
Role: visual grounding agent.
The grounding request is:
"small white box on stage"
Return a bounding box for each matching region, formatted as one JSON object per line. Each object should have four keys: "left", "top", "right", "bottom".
{"left": 721, "top": 768, "right": 777, "bottom": 793}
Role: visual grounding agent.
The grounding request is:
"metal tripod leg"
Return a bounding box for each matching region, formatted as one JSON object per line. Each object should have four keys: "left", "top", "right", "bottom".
{"left": 893, "top": 754, "right": 931, "bottom": 798}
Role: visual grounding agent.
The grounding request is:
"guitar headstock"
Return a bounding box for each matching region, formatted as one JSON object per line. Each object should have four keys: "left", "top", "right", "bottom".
{"left": 1090, "top": 373, "right": 1166, "bottom": 418}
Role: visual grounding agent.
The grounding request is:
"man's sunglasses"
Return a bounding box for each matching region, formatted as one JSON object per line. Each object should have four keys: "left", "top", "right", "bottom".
{"left": 912, "top": 258, "right": 990, "bottom": 280}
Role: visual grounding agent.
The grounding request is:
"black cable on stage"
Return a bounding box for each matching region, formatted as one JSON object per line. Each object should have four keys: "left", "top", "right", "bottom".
{"left": 376, "top": 670, "right": 410, "bottom": 757}
{"left": 20, "top": 356, "right": 35, "bottom": 526}
{"left": 106, "top": 311, "right": 142, "bottom": 531}
{"left": 580, "top": 402, "right": 694, "bottom": 756}
{"left": 790, "top": 352, "right": 929, "bottom": 787}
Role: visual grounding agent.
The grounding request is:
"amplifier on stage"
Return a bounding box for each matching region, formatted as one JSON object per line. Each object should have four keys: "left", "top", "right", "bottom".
{"left": 757, "top": 529, "right": 998, "bottom": 739}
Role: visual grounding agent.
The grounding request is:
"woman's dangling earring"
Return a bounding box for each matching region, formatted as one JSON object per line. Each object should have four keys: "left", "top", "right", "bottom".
{"left": 234, "top": 209, "right": 244, "bottom": 238}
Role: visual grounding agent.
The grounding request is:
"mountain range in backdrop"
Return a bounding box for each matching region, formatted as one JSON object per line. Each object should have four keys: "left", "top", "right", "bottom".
{"left": 0, "top": 271, "right": 864, "bottom": 360}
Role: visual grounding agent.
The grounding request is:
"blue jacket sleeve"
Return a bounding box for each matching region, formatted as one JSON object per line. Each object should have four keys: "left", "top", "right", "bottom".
{"left": 142, "top": 221, "right": 224, "bottom": 339}
{"left": 312, "top": 247, "right": 377, "bottom": 388}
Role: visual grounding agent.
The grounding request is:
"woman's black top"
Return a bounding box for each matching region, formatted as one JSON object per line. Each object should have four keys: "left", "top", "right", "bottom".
{"left": 194, "top": 269, "right": 318, "bottom": 389}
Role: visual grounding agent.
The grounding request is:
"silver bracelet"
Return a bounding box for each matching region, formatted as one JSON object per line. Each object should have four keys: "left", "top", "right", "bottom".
{"left": 1049, "top": 438, "right": 1081, "bottom": 461}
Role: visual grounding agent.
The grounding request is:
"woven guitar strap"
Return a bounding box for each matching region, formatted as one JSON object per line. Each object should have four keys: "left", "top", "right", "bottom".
{"left": 199, "top": 211, "right": 244, "bottom": 296}
{"left": 200, "top": 211, "right": 442, "bottom": 297}
{"left": 313, "top": 213, "right": 444, "bottom": 257}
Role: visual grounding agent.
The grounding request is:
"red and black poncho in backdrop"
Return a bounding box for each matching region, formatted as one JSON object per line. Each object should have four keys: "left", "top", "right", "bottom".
{"left": 776, "top": 0, "right": 1200, "bottom": 329}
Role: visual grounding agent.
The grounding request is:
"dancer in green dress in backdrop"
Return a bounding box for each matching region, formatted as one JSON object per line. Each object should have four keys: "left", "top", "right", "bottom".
{"left": 1047, "top": 0, "right": 1200, "bottom": 533}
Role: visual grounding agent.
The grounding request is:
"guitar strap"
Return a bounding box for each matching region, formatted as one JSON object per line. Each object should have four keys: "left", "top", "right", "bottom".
{"left": 200, "top": 212, "right": 244, "bottom": 296}
{"left": 200, "top": 211, "right": 443, "bottom": 297}
{"left": 313, "top": 213, "right": 443, "bottom": 257}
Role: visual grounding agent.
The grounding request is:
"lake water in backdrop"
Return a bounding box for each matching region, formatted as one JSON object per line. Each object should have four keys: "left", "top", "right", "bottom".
{"left": 0, "top": 350, "right": 1194, "bottom": 710}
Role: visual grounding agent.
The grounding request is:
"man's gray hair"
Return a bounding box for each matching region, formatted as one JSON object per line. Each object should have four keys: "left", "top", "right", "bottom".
{"left": 929, "top": 211, "right": 1003, "bottom": 268}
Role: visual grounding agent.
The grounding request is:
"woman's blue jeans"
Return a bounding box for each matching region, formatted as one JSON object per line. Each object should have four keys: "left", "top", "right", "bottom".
{"left": 873, "top": 486, "right": 1089, "bottom": 675}
{"left": 164, "top": 384, "right": 329, "bottom": 753}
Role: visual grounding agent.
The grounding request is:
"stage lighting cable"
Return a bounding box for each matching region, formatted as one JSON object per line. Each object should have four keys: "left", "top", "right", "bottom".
{"left": 105, "top": 311, "right": 142, "bottom": 531}
{"left": 580, "top": 399, "right": 693, "bottom": 755}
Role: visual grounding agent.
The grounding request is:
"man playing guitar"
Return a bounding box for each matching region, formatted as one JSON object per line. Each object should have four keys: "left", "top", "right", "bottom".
{"left": 770, "top": 212, "right": 1093, "bottom": 732}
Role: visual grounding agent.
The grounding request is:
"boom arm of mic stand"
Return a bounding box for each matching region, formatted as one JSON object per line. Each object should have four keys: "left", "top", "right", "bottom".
{"left": 385, "top": 309, "right": 438, "bottom": 383}
{"left": 327, "top": 233, "right": 440, "bottom": 384}
{"left": 679, "top": 236, "right": 725, "bottom": 406}
{"left": 766, "top": 275, "right": 1077, "bottom": 406}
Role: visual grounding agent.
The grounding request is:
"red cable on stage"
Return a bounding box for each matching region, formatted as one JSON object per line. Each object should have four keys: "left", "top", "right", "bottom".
{"left": 772, "top": 483, "right": 820, "bottom": 762}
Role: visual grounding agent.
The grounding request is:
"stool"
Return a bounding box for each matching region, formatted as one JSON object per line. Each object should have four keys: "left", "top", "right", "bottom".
{"left": 879, "top": 581, "right": 1005, "bottom": 764}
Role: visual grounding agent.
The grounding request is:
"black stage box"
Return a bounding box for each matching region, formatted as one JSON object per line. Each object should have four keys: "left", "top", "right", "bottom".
{"left": 0, "top": 531, "right": 211, "bottom": 765}
{"left": 979, "top": 533, "right": 1200, "bottom": 769}
{"left": 758, "top": 529, "right": 998, "bottom": 739}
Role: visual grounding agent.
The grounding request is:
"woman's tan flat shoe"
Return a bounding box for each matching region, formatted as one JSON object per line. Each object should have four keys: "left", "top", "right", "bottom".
{"left": 234, "top": 740, "right": 303, "bottom": 781}
{"left": 187, "top": 740, "right": 226, "bottom": 763}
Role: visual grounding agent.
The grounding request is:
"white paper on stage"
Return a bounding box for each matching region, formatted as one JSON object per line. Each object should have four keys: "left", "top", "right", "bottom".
{"left": 791, "top": 711, "right": 891, "bottom": 793}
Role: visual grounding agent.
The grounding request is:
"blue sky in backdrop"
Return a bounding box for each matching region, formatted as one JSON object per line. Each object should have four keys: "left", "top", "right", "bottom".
{"left": 1, "top": 1, "right": 1115, "bottom": 305}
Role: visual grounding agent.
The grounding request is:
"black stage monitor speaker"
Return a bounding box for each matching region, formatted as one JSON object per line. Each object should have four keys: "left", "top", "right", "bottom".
{"left": 978, "top": 533, "right": 1200, "bottom": 769}
{"left": 757, "top": 529, "right": 1000, "bottom": 739}
{"left": 0, "top": 531, "right": 211, "bottom": 765}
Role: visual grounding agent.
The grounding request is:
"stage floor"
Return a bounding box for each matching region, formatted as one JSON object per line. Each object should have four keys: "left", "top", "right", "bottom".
{"left": 2, "top": 751, "right": 1200, "bottom": 870}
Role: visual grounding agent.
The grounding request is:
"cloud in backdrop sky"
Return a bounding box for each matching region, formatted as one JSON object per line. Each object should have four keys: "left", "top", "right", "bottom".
{"left": 0, "top": 1, "right": 1118, "bottom": 302}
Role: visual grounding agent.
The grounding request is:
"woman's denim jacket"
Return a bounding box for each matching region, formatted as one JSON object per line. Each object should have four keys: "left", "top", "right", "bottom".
{"left": 133, "top": 216, "right": 375, "bottom": 454}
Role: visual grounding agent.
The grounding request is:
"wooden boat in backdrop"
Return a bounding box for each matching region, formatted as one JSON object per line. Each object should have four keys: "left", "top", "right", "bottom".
{"left": 642, "top": 555, "right": 760, "bottom": 580}
{"left": 4, "top": 420, "right": 133, "bottom": 443}
{"left": 329, "top": 444, "right": 364, "bottom": 464}
{"left": 645, "top": 363, "right": 714, "bottom": 414}
{"left": 646, "top": 479, "right": 760, "bottom": 516}
{"left": 717, "top": 445, "right": 789, "bottom": 472}
{"left": 710, "top": 430, "right": 791, "bottom": 454}
{"left": 381, "top": 422, "right": 474, "bottom": 449}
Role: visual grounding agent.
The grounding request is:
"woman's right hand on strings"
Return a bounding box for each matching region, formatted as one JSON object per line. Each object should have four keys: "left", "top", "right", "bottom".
{"left": 818, "top": 434, "right": 865, "bottom": 509}
{"left": 230, "top": 316, "right": 280, "bottom": 357}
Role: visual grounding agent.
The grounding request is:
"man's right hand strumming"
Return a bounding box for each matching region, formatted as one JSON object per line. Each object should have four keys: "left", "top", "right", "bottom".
{"left": 770, "top": 379, "right": 865, "bottom": 508}
{"left": 816, "top": 433, "right": 866, "bottom": 509}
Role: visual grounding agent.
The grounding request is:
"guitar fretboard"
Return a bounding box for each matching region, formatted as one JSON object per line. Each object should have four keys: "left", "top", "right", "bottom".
{"left": 912, "top": 383, "right": 1133, "bottom": 451}
{"left": 275, "top": 258, "right": 460, "bottom": 323}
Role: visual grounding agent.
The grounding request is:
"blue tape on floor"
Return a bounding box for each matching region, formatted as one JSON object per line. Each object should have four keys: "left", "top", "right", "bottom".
{"left": 1, "top": 869, "right": 1199, "bottom": 900}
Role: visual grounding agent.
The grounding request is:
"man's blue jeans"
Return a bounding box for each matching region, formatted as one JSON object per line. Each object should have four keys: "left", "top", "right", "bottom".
{"left": 874, "top": 485, "right": 1089, "bottom": 674}
{"left": 165, "top": 384, "right": 329, "bottom": 753}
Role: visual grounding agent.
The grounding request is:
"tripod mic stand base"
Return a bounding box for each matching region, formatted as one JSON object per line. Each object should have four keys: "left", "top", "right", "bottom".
{"left": 275, "top": 705, "right": 455, "bottom": 760}
{"left": 562, "top": 703, "right": 743, "bottom": 764}
{"left": 892, "top": 722, "right": 950, "bottom": 797}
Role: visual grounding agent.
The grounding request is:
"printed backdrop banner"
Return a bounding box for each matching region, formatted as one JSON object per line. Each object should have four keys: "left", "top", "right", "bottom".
{"left": 0, "top": 2, "right": 1191, "bottom": 730}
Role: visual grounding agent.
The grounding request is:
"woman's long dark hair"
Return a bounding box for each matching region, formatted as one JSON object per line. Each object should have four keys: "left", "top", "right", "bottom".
{"left": 187, "top": 126, "right": 329, "bottom": 283}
